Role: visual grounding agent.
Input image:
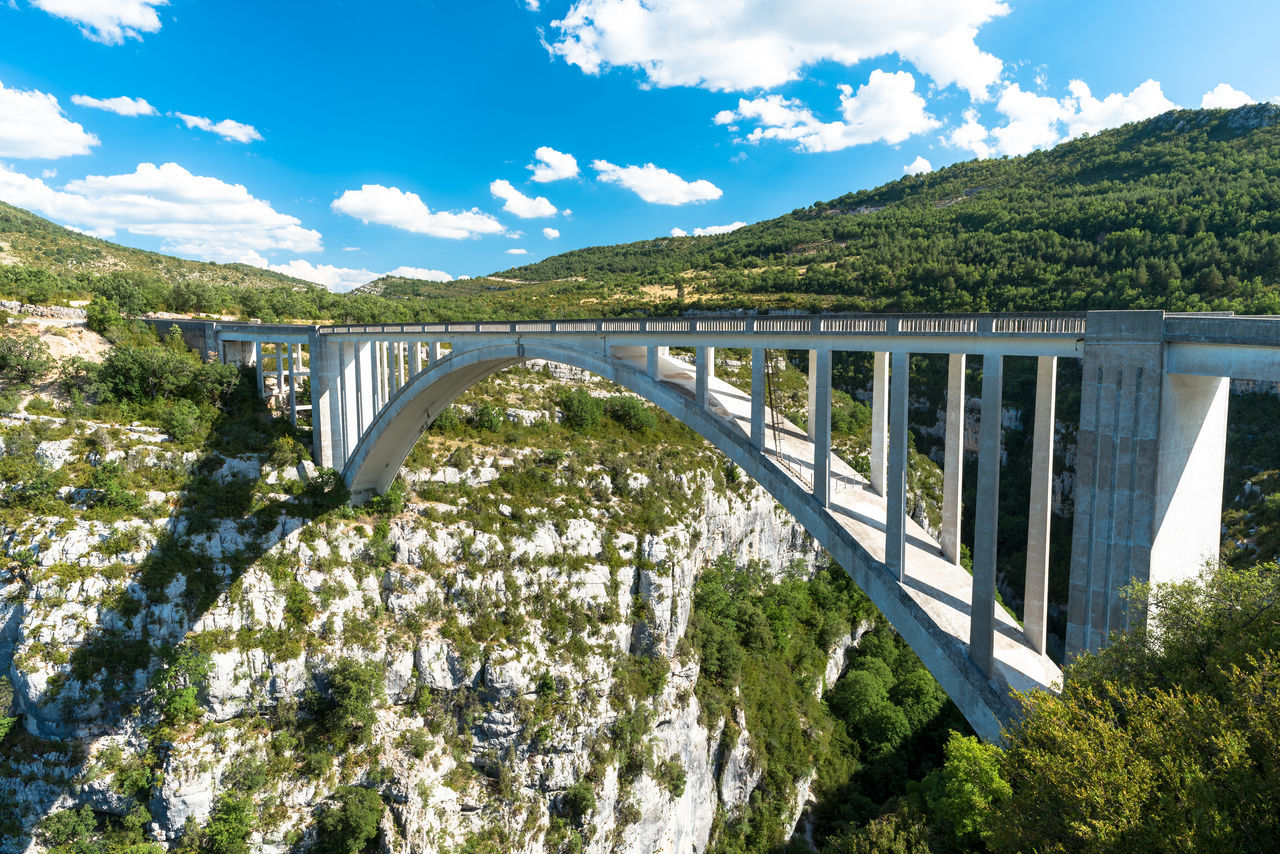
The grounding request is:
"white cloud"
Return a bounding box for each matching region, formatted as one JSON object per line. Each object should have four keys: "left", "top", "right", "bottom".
{"left": 257, "top": 260, "right": 455, "bottom": 293}
{"left": 693, "top": 222, "right": 746, "bottom": 236}
{"left": 548, "top": 0, "right": 1008, "bottom": 98}
{"left": 524, "top": 0, "right": 541, "bottom": 9}
{"left": 41, "top": 169, "right": 57, "bottom": 180}
{"left": 949, "top": 78, "right": 1178, "bottom": 159}
{"left": 506, "top": 248, "right": 529, "bottom": 255}
{"left": 542, "top": 227, "right": 560, "bottom": 239}
{"left": 592, "top": 160, "right": 721, "bottom": 205}
{"left": 490, "top": 178, "right": 558, "bottom": 218}
{"left": 31, "top": 0, "right": 166, "bottom": 45}
{"left": 904, "top": 155, "right": 933, "bottom": 175}
{"left": 1063, "top": 79, "right": 1176, "bottom": 137}
{"left": 266, "top": 260, "right": 375, "bottom": 292}
{"left": 717, "top": 70, "right": 939, "bottom": 153}
{"left": 0, "top": 81, "right": 98, "bottom": 159}
{"left": 388, "top": 266, "right": 453, "bottom": 282}
{"left": 527, "top": 146, "right": 580, "bottom": 182}
{"left": 0, "top": 161, "right": 321, "bottom": 262}
{"left": 670, "top": 227, "right": 688, "bottom": 237}
{"left": 332, "top": 184, "right": 506, "bottom": 239}
{"left": 173, "top": 113, "right": 263, "bottom": 143}
{"left": 1201, "top": 83, "right": 1254, "bottom": 110}
{"left": 71, "top": 94, "right": 157, "bottom": 116}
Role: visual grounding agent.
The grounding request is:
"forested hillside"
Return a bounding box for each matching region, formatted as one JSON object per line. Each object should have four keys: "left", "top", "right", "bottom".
{"left": 498, "top": 104, "right": 1280, "bottom": 316}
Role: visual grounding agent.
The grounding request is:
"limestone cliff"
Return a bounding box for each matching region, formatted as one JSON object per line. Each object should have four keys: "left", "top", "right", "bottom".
{"left": 0, "top": 371, "right": 858, "bottom": 853}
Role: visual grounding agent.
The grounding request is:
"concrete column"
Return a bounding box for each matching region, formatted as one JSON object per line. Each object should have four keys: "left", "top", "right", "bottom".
{"left": 390, "top": 342, "right": 402, "bottom": 396}
{"left": 374, "top": 342, "right": 386, "bottom": 412}
{"left": 275, "top": 343, "right": 285, "bottom": 400}
{"left": 411, "top": 341, "right": 423, "bottom": 375}
{"left": 885, "top": 351, "right": 910, "bottom": 580}
{"left": 807, "top": 349, "right": 818, "bottom": 441}
{"left": 647, "top": 346, "right": 658, "bottom": 380}
{"left": 940, "top": 354, "right": 966, "bottom": 565}
{"left": 750, "top": 347, "right": 766, "bottom": 450}
{"left": 1024, "top": 356, "right": 1058, "bottom": 655}
{"left": 341, "top": 341, "right": 359, "bottom": 455}
{"left": 310, "top": 338, "right": 344, "bottom": 469}
{"left": 970, "top": 353, "right": 1003, "bottom": 677}
{"left": 1067, "top": 311, "right": 1229, "bottom": 657}
{"left": 355, "top": 340, "right": 374, "bottom": 434}
{"left": 428, "top": 341, "right": 441, "bottom": 365}
{"left": 812, "top": 349, "right": 832, "bottom": 507}
{"left": 870, "top": 351, "right": 889, "bottom": 495}
{"left": 695, "top": 347, "right": 713, "bottom": 408}
{"left": 289, "top": 343, "right": 300, "bottom": 428}
{"left": 255, "top": 342, "right": 264, "bottom": 398}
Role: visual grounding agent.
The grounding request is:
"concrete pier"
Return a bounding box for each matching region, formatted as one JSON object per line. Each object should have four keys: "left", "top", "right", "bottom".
{"left": 970, "top": 353, "right": 1003, "bottom": 677}
{"left": 871, "top": 351, "right": 889, "bottom": 496}
{"left": 1024, "top": 356, "right": 1057, "bottom": 655}
{"left": 885, "top": 351, "right": 909, "bottom": 580}
{"left": 751, "top": 347, "right": 765, "bottom": 450}
{"left": 812, "top": 349, "right": 831, "bottom": 507}
{"left": 940, "top": 353, "right": 966, "bottom": 565}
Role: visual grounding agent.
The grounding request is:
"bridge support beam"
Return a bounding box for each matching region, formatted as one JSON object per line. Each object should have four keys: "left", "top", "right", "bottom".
{"left": 1067, "top": 311, "right": 1230, "bottom": 657}
{"left": 696, "top": 347, "right": 714, "bottom": 408}
{"left": 871, "top": 351, "right": 889, "bottom": 495}
{"left": 807, "top": 350, "right": 819, "bottom": 441}
{"left": 355, "top": 341, "right": 374, "bottom": 434}
{"left": 310, "top": 337, "right": 343, "bottom": 469}
{"left": 971, "top": 353, "right": 1003, "bottom": 677}
{"left": 340, "top": 342, "right": 358, "bottom": 458}
{"left": 886, "top": 351, "right": 910, "bottom": 579}
{"left": 751, "top": 348, "right": 765, "bottom": 450}
{"left": 1024, "top": 356, "right": 1057, "bottom": 655}
{"left": 255, "top": 342, "right": 264, "bottom": 398}
{"left": 940, "top": 354, "right": 966, "bottom": 565}
{"left": 812, "top": 349, "right": 831, "bottom": 507}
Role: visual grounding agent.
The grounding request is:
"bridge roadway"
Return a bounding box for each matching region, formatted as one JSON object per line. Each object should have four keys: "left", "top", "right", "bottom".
{"left": 147, "top": 310, "right": 1280, "bottom": 741}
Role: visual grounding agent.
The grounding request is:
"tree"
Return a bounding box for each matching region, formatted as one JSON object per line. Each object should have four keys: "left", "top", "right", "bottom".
{"left": 314, "top": 787, "right": 383, "bottom": 854}
{"left": 0, "top": 331, "right": 51, "bottom": 386}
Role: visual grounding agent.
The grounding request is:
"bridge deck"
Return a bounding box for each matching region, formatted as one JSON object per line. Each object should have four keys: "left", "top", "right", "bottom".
{"left": 640, "top": 349, "right": 1062, "bottom": 698}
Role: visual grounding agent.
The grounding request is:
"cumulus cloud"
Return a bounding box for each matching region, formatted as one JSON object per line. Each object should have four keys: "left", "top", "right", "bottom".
{"left": 173, "top": 113, "right": 263, "bottom": 143}
{"left": 388, "top": 266, "right": 453, "bottom": 282}
{"left": 0, "top": 161, "right": 321, "bottom": 262}
{"left": 949, "top": 78, "right": 1178, "bottom": 159}
{"left": 70, "top": 94, "right": 157, "bottom": 116}
{"left": 671, "top": 222, "right": 745, "bottom": 237}
{"left": 266, "top": 260, "right": 376, "bottom": 292}
{"left": 506, "top": 248, "right": 529, "bottom": 255}
{"left": 527, "top": 146, "right": 580, "bottom": 182}
{"left": 542, "top": 227, "right": 560, "bottom": 239}
{"left": 716, "top": 70, "right": 938, "bottom": 153}
{"left": 548, "top": 0, "right": 1008, "bottom": 98}
{"left": 31, "top": 0, "right": 166, "bottom": 45}
{"left": 490, "top": 179, "right": 558, "bottom": 218}
{"left": 0, "top": 81, "right": 98, "bottom": 159}
{"left": 669, "top": 227, "right": 688, "bottom": 237}
{"left": 332, "top": 184, "right": 506, "bottom": 239}
{"left": 904, "top": 156, "right": 933, "bottom": 175}
{"left": 592, "top": 160, "right": 721, "bottom": 205}
{"left": 258, "top": 260, "right": 454, "bottom": 293}
{"left": 1201, "top": 83, "right": 1254, "bottom": 109}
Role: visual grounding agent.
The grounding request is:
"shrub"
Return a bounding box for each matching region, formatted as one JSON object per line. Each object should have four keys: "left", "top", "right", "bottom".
{"left": 161, "top": 398, "right": 210, "bottom": 445}
{"left": 314, "top": 787, "right": 383, "bottom": 854}
{"left": 202, "top": 792, "right": 254, "bottom": 854}
{"left": 558, "top": 388, "right": 602, "bottom": 432}
{"left": 560, "top": 780, "right": 596, "bottom": 825}
{"left": 312, "top": 658, "right": 385, "bottom": 748}
{"left": 604, "top": 395, "right": 658, "bottom": 432}
{"left": 0, "top": 331, "right": 51, "bottom": 386}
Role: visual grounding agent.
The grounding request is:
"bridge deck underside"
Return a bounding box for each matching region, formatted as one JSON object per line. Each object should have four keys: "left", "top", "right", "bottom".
{"left": 639, "top": 349, "right": 1063, "bottom": 699}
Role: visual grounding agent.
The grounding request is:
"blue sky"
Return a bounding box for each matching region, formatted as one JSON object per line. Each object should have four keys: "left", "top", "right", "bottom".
{"left": 0, "top": 0, "right": 1276, "bottom": 291}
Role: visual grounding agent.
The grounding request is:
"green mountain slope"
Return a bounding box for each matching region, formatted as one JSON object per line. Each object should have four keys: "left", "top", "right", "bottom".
{"left": 0, "top": 200, "right": 314, "bottom": 291}
{"left": 494, "top": 104, "right": 1280, "bottom": 315}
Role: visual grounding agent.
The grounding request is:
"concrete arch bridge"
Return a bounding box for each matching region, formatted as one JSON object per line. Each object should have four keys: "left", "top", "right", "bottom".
{"left": 151, "top": 311, "right": 1280, "bottom": 741}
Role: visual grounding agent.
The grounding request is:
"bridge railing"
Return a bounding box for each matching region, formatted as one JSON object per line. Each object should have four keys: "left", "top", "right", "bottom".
{"left": 317, "top": 312, "right": 1089, "bottom": 339}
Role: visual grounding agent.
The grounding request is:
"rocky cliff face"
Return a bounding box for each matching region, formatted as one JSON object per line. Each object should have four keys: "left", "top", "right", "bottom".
{"left": 0, "top": 372, "right": 853, "bottom": 853}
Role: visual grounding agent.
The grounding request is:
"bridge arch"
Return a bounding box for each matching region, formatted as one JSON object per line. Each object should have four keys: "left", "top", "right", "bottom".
{"left": 342, "top": 338, "right": 1020, "bottom": 741}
